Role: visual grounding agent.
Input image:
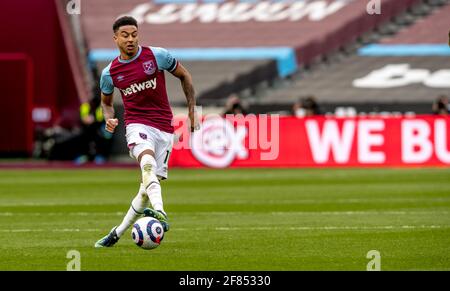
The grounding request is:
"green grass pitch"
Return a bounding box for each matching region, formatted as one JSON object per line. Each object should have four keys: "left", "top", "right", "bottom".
{"left": 0, "top": 168, "right": 449, "bottom": 270}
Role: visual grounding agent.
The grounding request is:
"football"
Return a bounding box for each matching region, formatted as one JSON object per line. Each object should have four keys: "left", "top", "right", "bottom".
{"left": 131, "top": 217, "right": 165, "bottom": 250}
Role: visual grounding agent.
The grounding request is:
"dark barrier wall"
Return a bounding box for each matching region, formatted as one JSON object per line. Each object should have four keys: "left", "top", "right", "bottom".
{"left": 0, "top": 54, "right": 33, "bottom": 156}
{"left": 0, "top": 0, "right": 80, "bottom": 155}
{"left": 83, "top": 0, "right": 421, "bottom": 66}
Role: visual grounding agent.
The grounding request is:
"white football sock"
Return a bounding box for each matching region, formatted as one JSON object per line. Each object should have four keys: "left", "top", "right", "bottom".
{"left": 116, "top": 184, "right": 148, "bottom": 237}
{"left": 140, "top": 154, "right": 164, "bottom": 213}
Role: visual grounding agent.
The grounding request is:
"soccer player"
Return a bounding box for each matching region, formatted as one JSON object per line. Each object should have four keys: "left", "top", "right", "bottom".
{"left": 95, "top": 16, "right": 198, "bottom": 247}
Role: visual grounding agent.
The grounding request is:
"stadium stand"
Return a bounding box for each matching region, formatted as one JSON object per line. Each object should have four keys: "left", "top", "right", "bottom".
{"left": 83, "top": 0, "right": 424, "bottom": 104}
{"left": 255, "top": 55, "right": 450, "bottom": 113}
{"left": 256, "top": 0, "right": 450, "bottom": 114}
{"left": 381, "top": 0, "right": 449, "bottom": 44}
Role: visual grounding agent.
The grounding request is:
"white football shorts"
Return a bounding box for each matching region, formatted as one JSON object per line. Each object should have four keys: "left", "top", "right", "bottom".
{"left": 125, "top": 123, "right": 174, "bottom": 179}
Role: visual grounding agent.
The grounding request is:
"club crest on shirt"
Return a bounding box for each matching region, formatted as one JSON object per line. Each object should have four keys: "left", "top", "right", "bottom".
{"left": 139, "top": 133, "right": 147, "bottom": 140}
{"left": 143, "top": 60, "right": 156, "bottom": 75}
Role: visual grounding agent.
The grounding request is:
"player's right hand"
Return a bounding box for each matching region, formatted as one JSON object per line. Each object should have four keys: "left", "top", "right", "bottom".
{"left": 105, "top": 118, "right": 119, "bottom": 133}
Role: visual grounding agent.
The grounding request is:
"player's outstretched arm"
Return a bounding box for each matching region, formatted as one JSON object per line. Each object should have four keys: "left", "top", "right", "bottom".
{"left": 171, "top": 63, "right": 199, "bottom": 132}
{"left": 101, "top": 92, "right": 118, "bottom": 133}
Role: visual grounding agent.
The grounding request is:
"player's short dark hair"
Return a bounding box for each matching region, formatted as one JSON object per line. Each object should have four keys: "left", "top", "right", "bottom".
{"left": 113, "top": 16, "right": 138, "bottom": 33}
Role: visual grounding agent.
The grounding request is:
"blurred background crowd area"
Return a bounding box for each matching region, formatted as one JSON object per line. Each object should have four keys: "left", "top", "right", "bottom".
{"left": 0, "top": 0, "right": 449, "bottom": 162}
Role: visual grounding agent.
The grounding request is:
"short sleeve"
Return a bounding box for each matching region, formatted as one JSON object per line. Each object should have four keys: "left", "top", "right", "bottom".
{"left": 151, "top": 47, "right": 178, "bottom": 72}
{"left": 100, "top": 63, "right": 114, "bottom": 95}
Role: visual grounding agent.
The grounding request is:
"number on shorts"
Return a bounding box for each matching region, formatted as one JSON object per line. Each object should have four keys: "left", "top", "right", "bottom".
{"left": 163, "top": 150, "right": 171, "bottom": 164}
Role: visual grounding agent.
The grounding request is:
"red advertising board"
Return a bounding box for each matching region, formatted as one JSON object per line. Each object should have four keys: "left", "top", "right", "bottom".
{"left": 169, "top": 115, "right": 450, "bottom": 168}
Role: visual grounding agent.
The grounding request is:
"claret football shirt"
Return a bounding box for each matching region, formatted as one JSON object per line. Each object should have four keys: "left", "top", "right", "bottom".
{"left": 100, "top": 46, "right": 178, "bottom": 133}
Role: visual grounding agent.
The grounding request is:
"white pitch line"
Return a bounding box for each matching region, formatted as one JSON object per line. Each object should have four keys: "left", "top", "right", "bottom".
{"left": 1, "top": 210, "right": 450, "bottom": 217}
{"left": 1, "top": 197, "right": 449, "bottom": 207}
{"left": 269, "top": 210, "right": 450, "bottom": 216}
{"left": 0, "top": 228, "right": 102, "bottom": 233}
{"left": 189, "top": 210, "right": 450, "bottom": 216}
{"left": 0, "top": 212, "right": 125, "bottom": 216}
{"left": 214, "top": 225, "right": 448, "bottom": 231}
{"left": 0, "top": 225, "right": 448, "bottom": 233}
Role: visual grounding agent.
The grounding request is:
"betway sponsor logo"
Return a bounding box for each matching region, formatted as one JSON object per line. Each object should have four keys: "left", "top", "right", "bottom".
{"left": 120, "top": 78, "right": 157, "bottom": 96}
{"left": 125, "top": 0, "right": 351, "bottom": 24}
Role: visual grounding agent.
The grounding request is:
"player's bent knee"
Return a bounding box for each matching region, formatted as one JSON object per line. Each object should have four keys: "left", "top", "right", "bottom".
{"left": 130, "top": 143, "right": 155, "bottom": 162}
{"left": 137, "top": 149, "right": 155, "bottom": 164}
